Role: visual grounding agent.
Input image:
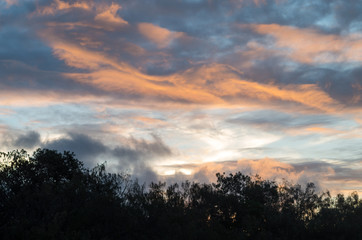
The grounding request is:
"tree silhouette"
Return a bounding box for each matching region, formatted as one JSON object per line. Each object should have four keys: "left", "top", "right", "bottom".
{"left": 1, "top": 148, "right": 362, "bottom": 239}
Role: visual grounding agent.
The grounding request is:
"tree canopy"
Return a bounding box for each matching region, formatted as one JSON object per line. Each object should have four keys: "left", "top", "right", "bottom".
{"left": 1, "top": 149, "right": 362, "bottom": 239}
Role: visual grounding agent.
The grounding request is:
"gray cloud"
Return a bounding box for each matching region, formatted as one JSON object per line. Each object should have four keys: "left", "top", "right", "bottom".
{"left": 13, "top": 131, "right": 41, "bottom": 149}
{"left": 42, "top": 132, "right": 172, "bottom": 183}
{"left": 226, "top": 110, "right": 351, "bottom": 132}
{"left": 332, "top": 0, "right": 362, "bottom": 32}
{"left": 43, "top": 133, "right": 108, "bottom": 165}
{"left": 44, "top": 133, "right": 171, "bottom": 160}
{"left": 1, "top": 129, "right": 41, "bottom": 150}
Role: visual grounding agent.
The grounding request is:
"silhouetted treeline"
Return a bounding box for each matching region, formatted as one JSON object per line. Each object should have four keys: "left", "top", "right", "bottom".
{"left": 1, "top": 149, "right": 362, "bottom": 239}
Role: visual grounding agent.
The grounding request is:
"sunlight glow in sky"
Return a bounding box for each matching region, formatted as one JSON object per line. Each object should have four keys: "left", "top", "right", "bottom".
{"left": 1, "top": 0, "right": 362, "bottom": 194}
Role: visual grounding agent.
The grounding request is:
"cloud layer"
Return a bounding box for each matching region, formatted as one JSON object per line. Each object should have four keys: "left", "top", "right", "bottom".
{"left": 1, "top": 0, "right": 362, "bottom": 194}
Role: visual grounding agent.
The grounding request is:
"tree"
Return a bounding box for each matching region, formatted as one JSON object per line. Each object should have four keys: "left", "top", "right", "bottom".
{"left": 2, "top": 148, "right": 362, "bottom": 239}
{"left": 0, "top": 149, "right": 136, "bottom": 240}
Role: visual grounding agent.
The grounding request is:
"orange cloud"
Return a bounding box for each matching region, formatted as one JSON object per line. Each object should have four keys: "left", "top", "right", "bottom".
{"left": 161, "top": 158, "right": 362, "bottom": 195}
{"left": 43, "top": 39, "right": 223, "bottom": 105}
{"left": 161, "top": 158, "right": 323, "bottom": 185}
{"left": 51, "top": 42, "right": 107, "bottom": 69}
{"left": 94, "top": 3, "right": 128, "bottom": 26}
{"left": 32, "top": 17, "right": 343, "bottom": 113}
{"left": 66, "top": 69, "right": 224, "bottom": 105}
{"left": 44, "top": 37, "right": 341, "bottom": 112}
{"left": 133, "top": 116, "right": 168, "bottom": 125}
{"left": 36, "top": 1, "right": 127, "bottom": 31}
{"left": 245, "top": 24, "right": 362, "bottom": 64}
{"left": 171, "top": 64, "right": 340, "bottom": 112}
{"left": 138, "top": 23, "right": 184, "bottom": 48}
{"left": 305, "top": 126, "right": 344, "bottom": 135}
{"left": 36, "top": 0, "right": 91, "bottom": 15}
{"left": 32, "top": 2, "right": 345, "bottom": 113}
{"left": 194, "top": 158, "right": 298, "bottom": 181}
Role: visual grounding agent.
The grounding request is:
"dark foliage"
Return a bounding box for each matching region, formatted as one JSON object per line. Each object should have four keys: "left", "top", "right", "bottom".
{"left": 1, "top": 149, "right": 362, "bottom": 239}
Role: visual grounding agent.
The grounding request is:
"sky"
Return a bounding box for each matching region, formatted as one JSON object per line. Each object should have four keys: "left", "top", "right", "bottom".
{"left": 1, "top": 0, "right": 362, "bottom": 194}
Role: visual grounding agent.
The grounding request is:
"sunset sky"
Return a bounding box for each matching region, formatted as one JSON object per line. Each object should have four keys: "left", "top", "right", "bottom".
{"left": 1, "top": 0, "right": 362, "bottom": 194}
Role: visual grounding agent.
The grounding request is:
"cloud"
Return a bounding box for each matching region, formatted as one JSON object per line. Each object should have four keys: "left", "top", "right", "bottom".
{"left": 229, "top": 0, "right": 268, "bottom": 8}
{"left": 94, "top": 3, "right": 128, "bottom": 26}
{"left": 38, "top": 33, "right": 340, "bottom": 111}
{"left": 162, "top": 158, "right": 325, "bottom": 189}
{"left": 2, "top": 0, "right": 362, "bottom": 193}
{"left": 35, "top": 1, "right": 127, "bottom": 31}
{"left": 1, "top": 0, "right": 347, "bottom": 113}
{"left": 43, "top": 133, "right": 108, "bottom": 165}
{"left": 162, "top": 157, "right": 362, "bottom": 194}
{"left": 0, "top": 128, "right": 167, "bottom": 183}
{"left": 12, "top": 131, "right": 41, "bottom": 149}
{"left": 332, "top": 0, "right": 362, "bottom": 31}
{"left": 112, "top": 134, "right": 172, "bottom": 163}
{"left": 4, "top": 0, "right": 18, "bottom": 7}
{"left": 226, "top": 110, "right": 349, "bottom": 133}
{"left": 1, "top": 129, "right": 42, "bottom": 151}
{"left": 43, "top": 132, "right": 172, "bottom": 176}
{"left": 197, "top": 158, "right": 298, "bottom": 182}
{"left": 244, "top": 23, "right": 362, "bottom": 64}
{"left": 36, "top": 0, "right": 91, "bottom": 15}
{"left": 138, "top": 23, "right": 184, "bottom": 48}
{"left": 0, "top": 87, "right": 106, "bottom": 107}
